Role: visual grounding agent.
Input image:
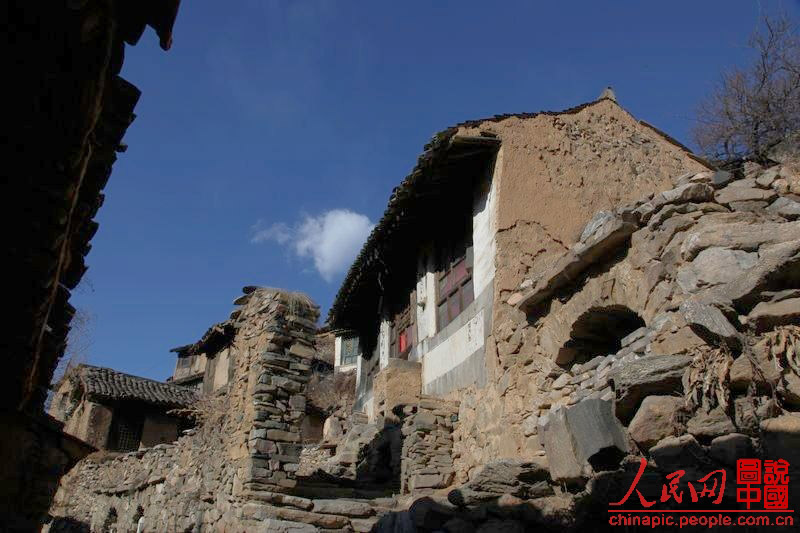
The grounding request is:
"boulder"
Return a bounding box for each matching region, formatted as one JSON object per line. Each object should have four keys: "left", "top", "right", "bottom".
{"left": 709, "top": 433, "right": 752, "bottom": 466}
{"left": 679, "top": 300, "right": 740, "bottom": 346}
{"left": 767, "top": 132, "right": 800, "bottom": 164}
{"left": 649, "top": 434, "right": 705, "bottom": 472}
{"left": 781, "top": 372, "right": 800, "bottom": 406}
{"left": 288, "top": 342, "right": 316, "bottom": 359}
{"left": 676, "top": 248, "right": 758, "bottom": 293}
{"left": 734, "top": 396, "right": 780, "bottom": 434}
{"left": 747, "top": 298, "right": 800, "bottom": 333}
{"left": 656, "top": 182, "right": 715, "bottom": 206}
{"left": 351, "top": 518, "right": 380, "bottom": 532}
{"left": 686, "top": 406, "right": 736, "bottom": 440}
{"left": 312, "top": 499, "right": 374, "bottom": 518}
{"left": 767, "top": 196, "right": 800, "bottom": 220}
{"left": 699, "top": 239, "right": 800, "bottom": 311}
{"left": 517, "top": 215, "right": 637, "bottom": 312}
{"left": 322, "top": 417, "right": 343, "bottom": 442}
{"left": 710, "top": 170, "right": 736, "bottom": 188}
{"left": 447, "top": 459, "right": 551, "bottom": 506}
{"left": 242, "top": 503, "right": 350, "bottom": 529}
{"left": 410, "top": 473, "right": 448, "bottom": 490}
{"left": 580, "top": 210, "right": 615, "bottom": 242}
{"left": 621, "top": 327, "right": 651, "bottom": 348}
{"left": 611, "top": 354, "right": 693, "bottom": 421}
{"left": 729, "top": 342, "right": 781, "bottom": 392}
{"left": 680, "top": 221, "right": 800, "bottom": 261}
{"left": 715, "top": 185, "right": 777, "bottom": 205}
{"left": 729, "top": 200, "right": 770, "bottom": 212}
{"left": 755, "top": 166, "right": 781, "bottom": 187}
{"left": 541, "top": 398, "right": 628, "bottom": 483}
{"left": 628, "top": 395, "right": 686, "bottom": 450}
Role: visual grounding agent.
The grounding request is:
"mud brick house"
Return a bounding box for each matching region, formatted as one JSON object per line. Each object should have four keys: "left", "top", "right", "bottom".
{"left": 49, "top": 365, "right": 197, "bottom": 451}
{"left": 328, "top": 95, "right": 710, "bottom": 420}
{"left": 169, "top": 320, "right": 239, "bottom": 394}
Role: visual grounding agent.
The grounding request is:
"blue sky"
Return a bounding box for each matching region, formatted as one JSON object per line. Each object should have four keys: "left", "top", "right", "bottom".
{"left": 72, "top": 0, "right": 798, "bottom": 381}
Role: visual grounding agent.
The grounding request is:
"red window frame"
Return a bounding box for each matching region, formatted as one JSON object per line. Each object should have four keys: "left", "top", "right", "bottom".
{"left": 436, "top": 247, "right": 474, "bottom": 330}
{"left": 390, "top": 291, "right": 416, "bottom": 359}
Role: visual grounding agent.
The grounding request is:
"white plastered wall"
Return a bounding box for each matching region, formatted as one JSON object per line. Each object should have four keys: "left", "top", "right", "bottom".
{"left": 379, "top": 319, "right": 391, "bottom": 369}
{"left": 415, "top": 263, "right": 438, "bottom": 346}
{"left": 472, "top": 159, "right": 498, "bottom": 297}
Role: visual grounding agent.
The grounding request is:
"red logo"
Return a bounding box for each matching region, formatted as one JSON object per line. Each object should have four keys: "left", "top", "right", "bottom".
{"left": 609, "top": 457, "right": 790, "bottom": 510}
{"left": 737, "top": 459, "right": 790, "bottom": 510}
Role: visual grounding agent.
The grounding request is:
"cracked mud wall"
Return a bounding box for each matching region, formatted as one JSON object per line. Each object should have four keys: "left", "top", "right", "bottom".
{"left": 457, "top": 98, "right": 709, "bottom": 313}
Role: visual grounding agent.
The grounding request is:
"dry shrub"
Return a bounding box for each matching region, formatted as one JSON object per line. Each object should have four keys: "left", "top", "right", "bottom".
{"left": 170, "top": 390, "right": 228, "bottom": 427}
{"left": 685, "top": 344, "right": 733, "bottom": 412}
{"left": 694, "top": 13, "right": 800, "bottom": 161}
{"left": 766, "top": 324, "right": 800, "bottom": 376}
{"left": 314, "top": 332, "right": 335, "bottom": 366}
{"left": 307, "top": 370, "right": 356, "bottom": 416}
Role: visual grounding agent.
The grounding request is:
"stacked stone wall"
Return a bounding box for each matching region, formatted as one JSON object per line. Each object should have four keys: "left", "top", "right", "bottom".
{"left": 400, "top": 396, "right": 458, "bottom": 495}
{"left": 45, "top": 289, "right": 330, "bottom": 531}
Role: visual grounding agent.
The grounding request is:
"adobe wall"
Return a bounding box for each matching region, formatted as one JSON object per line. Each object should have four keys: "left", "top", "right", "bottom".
{"left": 50, "top": 383, "right": 113, "bottom": 450}
{"left": 139, "top": 414, "right": 180, "bottom": 448}
{"left": 442, "top": 101, "right": 710, "bottom": 479}
{"left": 457, "top": 99, "right": 709, "bottom": 353}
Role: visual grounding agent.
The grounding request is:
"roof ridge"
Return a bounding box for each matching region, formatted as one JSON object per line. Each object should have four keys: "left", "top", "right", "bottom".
{"left": 79, "top": 363, "right": 188, "bottom": 390}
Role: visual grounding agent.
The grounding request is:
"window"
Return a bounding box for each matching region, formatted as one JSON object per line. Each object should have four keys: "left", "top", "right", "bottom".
{"left": 109, "top": 412, "right": 143, "bottom": 452}
{"left": 437, "top": 247, "right": 474, "bottom": 330}
{"left": 390, "top": 292, "right": 416, "bottom": 359}
{"left": 340, "top": 336, "right": 359, "bottom": 367}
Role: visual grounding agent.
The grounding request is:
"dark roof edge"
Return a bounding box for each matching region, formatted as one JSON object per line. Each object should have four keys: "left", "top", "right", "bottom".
{"left": 638, "top": 120, "right": 713, "bottom": 169}
{"left": 76, "top": 364, "right": 179, "bottom": 389}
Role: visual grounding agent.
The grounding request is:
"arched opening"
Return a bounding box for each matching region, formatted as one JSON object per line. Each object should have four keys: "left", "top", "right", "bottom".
{"left": 557, "top": 305, "right": 646, "bottom": 366}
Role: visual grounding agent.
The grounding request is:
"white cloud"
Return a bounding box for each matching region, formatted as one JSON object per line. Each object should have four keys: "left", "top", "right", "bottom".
{"left": 252, "top": 209, "right": 374, "bottom": 282}
{"left": 251, "top": 222, "right": 292, "bottom": 245}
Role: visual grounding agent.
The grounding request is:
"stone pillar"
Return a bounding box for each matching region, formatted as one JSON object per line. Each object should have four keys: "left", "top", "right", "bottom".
{"left": 243, "top": 291, "right": 319, "bottom": 493}
{"left": 400, "top": 396, "right": 458, "bottom": 495}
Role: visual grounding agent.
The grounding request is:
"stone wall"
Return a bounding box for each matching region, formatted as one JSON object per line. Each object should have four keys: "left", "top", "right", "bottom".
{"left": 441, "top": 150, "right": 800, "bottom": 524}
{"left": 45, "top": 288, "right": 329, "bottom": 531}
{"left": 400, "top": 396, "right": 458, "bottom": 495}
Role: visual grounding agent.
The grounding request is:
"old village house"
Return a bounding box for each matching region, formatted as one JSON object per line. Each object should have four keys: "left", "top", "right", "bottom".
{"left": 50, "top": 365, "right": 197, "bottom": 451}
{"left": 328, "top": 96, "right": 709, "bottom": 424}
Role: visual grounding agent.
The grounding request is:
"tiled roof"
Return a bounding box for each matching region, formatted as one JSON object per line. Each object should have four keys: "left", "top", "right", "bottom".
{"left": 77, "top": 364, "right": 197, "bottom": 408}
